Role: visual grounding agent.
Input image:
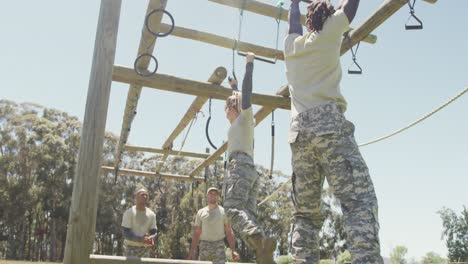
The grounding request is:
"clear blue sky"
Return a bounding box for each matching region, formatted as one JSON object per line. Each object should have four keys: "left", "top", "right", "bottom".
{"left": 1, "top": 0, "right": 466, "bottom": 261}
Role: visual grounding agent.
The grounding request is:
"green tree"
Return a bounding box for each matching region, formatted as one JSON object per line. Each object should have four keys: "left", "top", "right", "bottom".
{"left": 421, "top": 251, "right": 445, "bottom": 264}
{"left": 438, "top": 206, "right": 468, "bottom": 262}
{"left": 337, "top": 250, "right": 352, "bottom": 264}
{"left": 390, "top": 245, "right": 408, "bottom": 264}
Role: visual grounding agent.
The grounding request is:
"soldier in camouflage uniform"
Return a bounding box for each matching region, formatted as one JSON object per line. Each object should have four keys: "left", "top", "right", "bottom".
{"left": 223, "top": 52, "right": 276, "bottom": 264}
{"left": 121, "top": 184, "right": 157, "bottom": 258}
{"left": 284, "top": 0, "right": 383, "bottom": 263}
{"left": 187, "top": 187, "right": 238, "bottom": 263}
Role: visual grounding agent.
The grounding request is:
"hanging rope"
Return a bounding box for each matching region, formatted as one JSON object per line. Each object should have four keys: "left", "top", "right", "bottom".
{"left": 176, "top": 111, "right": 200, "bottom": 156}
{"left": 205, "top": 98, "right": 218, "bottom": 150}
{"left": 258, "top": 87, "right": 468, "bottom": 206}
{"left": 359, "top": 87, "right": 468, "bottom": 147}
{"left": 268, "top": 111, "right": 275, "bottom": 179}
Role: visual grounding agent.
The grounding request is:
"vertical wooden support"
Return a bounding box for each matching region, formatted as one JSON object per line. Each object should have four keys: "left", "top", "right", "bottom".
{"left": 63, "top": 1, "right": 121, "bottom": 263}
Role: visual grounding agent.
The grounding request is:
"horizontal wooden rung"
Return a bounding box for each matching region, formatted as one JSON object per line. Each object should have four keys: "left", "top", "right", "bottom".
{"left": 112, "top": 65, "right": 291, "bottom": 110}
{"left": 125, "top": 145, "right": 223, "bottom": 160}
{"left": 208, "top": 0, "right": 377, "bottom": 44}
{"left": 159, "top": 23, "right": 284, "bottom": 61}
{"left": 90, "top": 254, "right": 252, "bottom": 264}
{"left": 101, "top": 166, "right": 205, "bottom": 182}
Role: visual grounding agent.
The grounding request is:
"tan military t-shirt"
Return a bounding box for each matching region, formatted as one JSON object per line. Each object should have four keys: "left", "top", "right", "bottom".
{"left": 284, "top": 10, "right": 350, "bottom": 118}
{"left": 194, "top": 205, "right": 228, "bottom": 241}
{"left": 227, "top": 107, "right": 255, "bottom": 159}
{"left": 122, "top": 206, "right": 157, "bottom": 247}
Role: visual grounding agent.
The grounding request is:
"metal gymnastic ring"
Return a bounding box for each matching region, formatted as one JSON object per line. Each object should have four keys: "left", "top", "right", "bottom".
{"left": 134, "top": 53, "right": 158, "bottom": 77}
{"left": 145, "top": 9, "right": 175, "bottom": 37}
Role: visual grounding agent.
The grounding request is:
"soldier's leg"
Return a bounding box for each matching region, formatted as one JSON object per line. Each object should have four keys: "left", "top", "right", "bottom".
{"left": 200, "top": 240, "right": 226, "bottom": 263}
{"left": 212, "top": 240, "right": 227, "bottom": 264}
{"left": 124, "top": 245, "right": 150, "bottom": 258}
{"left": 321, "top": 121, "right": 383, "bottom": 264}
{"left": 290, "top": 131, "right": 326, "bottom": 264}
{"left": 199, "top": 240, "right": 211, "bottom": 261}
{"left": 224, "top": 162, "right": 263, "bottom": 240}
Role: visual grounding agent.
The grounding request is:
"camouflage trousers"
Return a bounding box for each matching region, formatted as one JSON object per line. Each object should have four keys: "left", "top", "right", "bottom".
{"left": 223, "top": 152, "right": 264, "bottom": 241}
{"left": 289, "top": 102, "right": 383, "bottom": 264}
{"left": 199, "top": 239, "right": 226, "bottom": 263}
{"left": 124, "top": 244, "right": 150, "bottom": 258}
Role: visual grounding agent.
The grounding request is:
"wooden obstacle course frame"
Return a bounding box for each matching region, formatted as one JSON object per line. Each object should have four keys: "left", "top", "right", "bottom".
{"left": 64, "top": 0, "right": 439, "bottom": 263}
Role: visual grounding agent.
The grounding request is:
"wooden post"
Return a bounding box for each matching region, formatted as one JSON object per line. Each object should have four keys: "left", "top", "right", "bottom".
{"left": 63, "top": 1, "right": 121, "bottom": 263}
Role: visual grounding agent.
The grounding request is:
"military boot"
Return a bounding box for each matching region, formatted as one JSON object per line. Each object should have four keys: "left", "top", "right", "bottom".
{"left": 261, "top": 237, "right": 277, "bottom": 264}
{"left": 246, "top": 234, "right": 265, "bottom": 263}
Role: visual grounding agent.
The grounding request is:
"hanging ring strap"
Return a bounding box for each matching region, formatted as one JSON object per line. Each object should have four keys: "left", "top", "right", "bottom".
{"left": 346, "top": 33, "right": 363, "bottom": 75}
{"left": 405, "top": 0, "right": 423, "bottom": 30}
{"left": 145, "top": 9, "right": 175, "bottom": 37}
{"left": 234, "top": 0, "right": 281, "bottom": 64}
{"left": 268, "top": 111, "right": 275, "bottom": 179}
{"left": 134, "top": 53, "right": 158, "bottom": 77}
{"left": 114, "top": 166, "right": 119, "bottom": 183}
{"left": 205, "top": 98, "right": 218, "bottom": 150}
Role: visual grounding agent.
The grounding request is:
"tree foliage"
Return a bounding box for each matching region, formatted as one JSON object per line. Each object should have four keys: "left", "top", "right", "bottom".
{"left": 438, "top": 206, "right": 468, "bottom": 262}
{"left": 390, "top": 245, "right": 408, "bottom": 264}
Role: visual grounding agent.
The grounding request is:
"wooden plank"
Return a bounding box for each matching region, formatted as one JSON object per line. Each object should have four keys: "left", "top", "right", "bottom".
{"left": 153, "top": 67, "right": 227, "bottom": 172}
{"left": 114, "top": 0, "right": 168, "bottom": 169}
{"left": 159, "top": 23, "right": 284, "bottom": 60}
{"left": 101, "top": 166, "right": 205, "bottom": 182}
{"left": 125, "top": 145, "right": 222, "bottom": 160}
{"left": 161, "top": 67, "right": 227, "bottom": 151}
{"left": 63, "top": 1, "right": 122, "bottom": 264}
{"left": 302, "top": 0, "right": 437, "bottom": 3}
{"left": 112, "top": 65, "right": 291, "bottom": 110}
{"left": 340, "top": 0, "right": 408, "bottom": 54}
{"left": 90, "top": 254, "right": 252, "bottom": 264}
{"left": 208, "top": 0, "right": 377, "bottom": 44}
{"left": 189, "top": 85, "right": 289, "bottom": 177}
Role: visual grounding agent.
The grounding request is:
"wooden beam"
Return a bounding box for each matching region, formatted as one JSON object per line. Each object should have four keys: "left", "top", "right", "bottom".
{"left": 101, "top": 166, "right": 205, "bottom": 182}
{"left": 301, "top": 0, "right": 437, "bottom": 3}
{"left": 208, "top": 0, "right": 377, "bottom": 44}
{"left": 159, "top": 23, "right": 284, "bottom": 61}
{"left": 125, "top": 145, "right": 223, "bottom": 160}
{"left": 112, "top": 65, "right": 291, "bottom": 110}
{"left": 189, "top": 85, "right": 289, "bottom": 177}
{"left": 114, "top": 0, "right": 168, "bottom": 169}
{"left": 89, "top": 254, "right": 251, "bottom": 264}
{"left": 152, "top": 67, "right": 227, "bottom": 172}
{"left": 340, "top": 0, "right": 408, "bottom": 54}
{"left": 161, "top": 67, "right": 227, "bottom": 151}
{"left": 63, "top": 1, "right": 121, "bottom": 264}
